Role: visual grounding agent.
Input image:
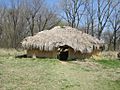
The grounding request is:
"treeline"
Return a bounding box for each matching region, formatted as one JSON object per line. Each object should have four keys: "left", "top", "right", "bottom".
{"left": 0, "top": 0, "right": 60, "bottom": 48}
{"left": 0, "top": 0, "right": 119, "bottom": 51}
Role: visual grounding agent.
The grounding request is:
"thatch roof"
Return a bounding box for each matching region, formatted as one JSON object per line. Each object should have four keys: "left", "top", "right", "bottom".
{"left": 22, "top": 26, "right": 104, "bottom": 53}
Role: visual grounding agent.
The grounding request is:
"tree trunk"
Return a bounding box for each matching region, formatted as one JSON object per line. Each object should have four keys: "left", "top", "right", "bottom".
{"left": 113, "top": 30, "right": 117, "bottom": 51}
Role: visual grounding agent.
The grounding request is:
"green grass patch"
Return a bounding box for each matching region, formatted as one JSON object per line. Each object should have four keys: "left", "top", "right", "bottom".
{"left": 94, "top": 79, "right": 120, "bottom": 90}
{"left": 96, "top": 60, "right": 120, "bottom": 68}
{"left": 0, "top": 49, "right": 120, "bottom": 90}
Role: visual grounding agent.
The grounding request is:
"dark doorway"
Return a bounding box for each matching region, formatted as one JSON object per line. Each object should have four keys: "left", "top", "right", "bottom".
{"left": 57, "top": 45, "right": 69, "bottom": 60}
{"left": 59, "top": 50, "right": 68, "bottom": 60}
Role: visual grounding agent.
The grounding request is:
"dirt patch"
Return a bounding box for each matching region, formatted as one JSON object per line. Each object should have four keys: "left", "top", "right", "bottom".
{"left": 59, "top": 61, "right": 68, "bottom": 65}
{"left": 71, "top": 61, "right": 102, "bottom": 71}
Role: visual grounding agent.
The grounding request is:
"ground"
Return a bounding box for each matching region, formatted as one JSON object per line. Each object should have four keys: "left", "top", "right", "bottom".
{"left": 0, "top": 49, "right": 120, "bottom": 90}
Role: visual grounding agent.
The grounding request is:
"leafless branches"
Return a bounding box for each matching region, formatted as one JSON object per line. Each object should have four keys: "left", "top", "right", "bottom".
{"left": 60, "top": 0, "right": 86, "bottom": 28}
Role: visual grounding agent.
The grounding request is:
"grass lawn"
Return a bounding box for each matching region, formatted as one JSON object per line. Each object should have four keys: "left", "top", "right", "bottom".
{"left": 0, "top": 49, "right": 120, "bottom": 90}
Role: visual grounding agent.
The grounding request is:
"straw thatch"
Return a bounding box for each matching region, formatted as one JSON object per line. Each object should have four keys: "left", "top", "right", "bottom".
{"left": 22, "top": 26, "right": 104, "bottom": 53}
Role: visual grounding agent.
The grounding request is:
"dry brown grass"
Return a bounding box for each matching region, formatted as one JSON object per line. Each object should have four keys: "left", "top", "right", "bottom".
{"left": 91, "top": 51, "right": 119, "bottom": 60}
{"left": 0, "top": 48, "right": 25, "bottom": 57}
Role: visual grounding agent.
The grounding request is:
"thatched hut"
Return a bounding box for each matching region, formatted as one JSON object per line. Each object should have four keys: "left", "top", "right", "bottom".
{"left": 22, "top": 26, "right": 104, "bottom": 60}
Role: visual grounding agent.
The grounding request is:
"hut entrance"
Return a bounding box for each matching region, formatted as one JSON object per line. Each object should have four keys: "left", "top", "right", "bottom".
{"left": 57, "top": 45, "right": 69, "bottom": 60}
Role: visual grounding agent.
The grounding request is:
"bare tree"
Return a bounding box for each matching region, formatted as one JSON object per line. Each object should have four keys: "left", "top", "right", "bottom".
{"left": 60, "top": 0, "right": 86, "bottom": 28}
{"left": 97, "top": 0, "right": 119, "bottom": 39}
{"left": 25, "top": 0, "right": 44, "bottom": 36}
{"left": 103, "top": 29, "right": 113, "bottom": 50}
{"left": 85, "top": 0, "right": 96, "bottom": 36}
{"left": 0, "top": 0, "right": 60, "bottom": 48}
{"left": 8, "top": 0, "right": 21, "bottom": 48}
{"left": 0, "top": 7, "right": 6, "bottom": 40}
{"left": 36, "top": 8, "right": 60, "bottom": 32}
{"left": 109, "top": 9, "right": 120, "bottom": 50}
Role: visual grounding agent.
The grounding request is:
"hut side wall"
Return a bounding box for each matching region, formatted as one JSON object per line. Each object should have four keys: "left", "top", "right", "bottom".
{"left": 68, "top": 51, "right": 91, "bottom": 59}
{"left": 68, "top": 48, "right": 76, "bottom": 59}
{"left": 92, "top": 49, "right": 101, "bottom": 55}
{"left": 74, "top": 50, "right": 101, "bottom": 59}
{"left": 68, "top": 49, "right": 99, "bottom": 59}
{"left": 68, "top": 48, "right": 92, "bottom": 59}
{"left": 27, "top": 48, "right": 101, "bottom": 59}
{"left": 27, "top": 48, "right": 76, "bottom": 59}
{"left": 27, "top": 49, "right": 57, "bottom": 58}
